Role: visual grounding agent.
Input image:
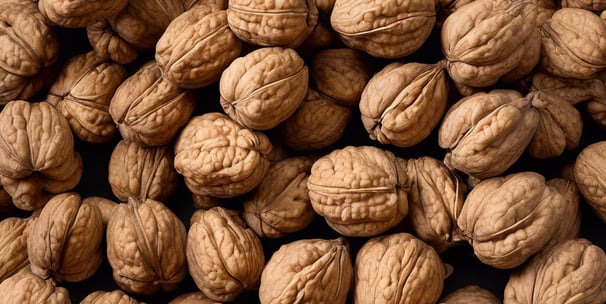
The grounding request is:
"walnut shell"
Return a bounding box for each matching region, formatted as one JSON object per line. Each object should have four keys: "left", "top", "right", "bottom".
{"left": 440, "top": 285, "right": 500, "bottom": 304}
{"left": 531, "top": 72, "right": 606, "bottom": 105}
{"left": 227, "top": 0, "right": 318, "bottom": 48}
{"left": 307, "top": 145, "right": 409, "bottom": 237}
{"left": 187, "top": 207, "right": 265, "bottom": 302}
{"left": 82, "top": 196, "right": 117, "bottom": 228}
{"left": 0, "top": 268, "right": 70, "bottom": 304}
{"left": 438, "top": 90, "right": 539, "bottom": 179}
{"left": 574, "top": 141, "right": 606, "bottom": 222}
{"left": 169, "top": 291, "right": 221, "bottom": 304}
{"left": 360, "top": 61, "right": 448, "bottom": 147}
{"left": 562, "top": 0, "right": 606, "bottom": 11}
{"left": 46, "top": 51, "right": 127, "bottom": 144}
{"left": 37, "top": 0, "right": 128, "bottom": 28}
{"left": 219, "top": 47, "right": 308, "bottom": 130}
{"left": 174, "top": 112, "right": 272, "bottom": 198}
{"left": 540, "top": 8, "right": 606, "bottom": 79}
{"left": 106, "top": 197, "right": 187, "bottom": 295}
{"left": 330, "top": 0, "right": 436, "bottom": 58}
{"left": 456, "top": 172, "right": 568, "bottom": 269}
{"left": 259, "top": 237, "right": 352, "bottom": 304}
{"left": 27, "top": 192, "right": 104, "bottom": 283}
{"left": 354, "top": 233, "right": 446, "bottom": 304}
{"left": 405, "top": 156, "right": 466, "bottom": 253}
{"left": 504, "top": 238, "right": 606, "bottom": 304}
{"left": 87, "top": 20, "right": 139, "bottom": 65}
{"left": 0, "top": 100, "right": 83, "bottom": 211}
{"left": 109, "top": 61, "right": 197, "bottom": 147}
{"left": 542, "top": 177, "right": 581, "bottom": 251}
{"left": 108, "top": 140, "right": 178, "bottom": 202}
{"left": 156, "top": 4, "right": 242, "bottom": 89}
{"left": 242, "top": 156, "right": 316, "bottom": 238}
{"left": 0, "top": 217, "right": 31, "bottom": 283}
{"left": 80, "top": 290, "right": 141, "bottom": 304}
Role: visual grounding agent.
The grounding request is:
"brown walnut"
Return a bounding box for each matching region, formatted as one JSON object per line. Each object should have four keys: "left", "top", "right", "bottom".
{"left": 0, "top": 268, "right": 70, "bottom": 304}
{"left": 0, "top": 217, "right": 32, "bottom": 283}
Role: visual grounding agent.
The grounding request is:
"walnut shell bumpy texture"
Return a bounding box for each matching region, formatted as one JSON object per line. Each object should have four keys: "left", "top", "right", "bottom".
{"left": 187, "top": 207, "right": 265, "bottom": 302}
{"left": 109, "top": 60, "right": 197, "bottom": 147}
{"left": 174, "top": 112, "right": 272, "bottom": 198}
{"left": 543, "top": 177, "right": 581, "bottom": 251}
{"left": 242, "top": 156, "right": 316, "bottom": 238}
{"left": 360, "top": 61, "right": 448, "bottom": 147}
{"left": 562, "top": 0, "right": 606, "bottom": 11}
{"left": 354, "top": 233, "right": 446, "bottom": 304}
{"left": 330, "top": 0, "right": 436, "bottom": 58}
{"left": 37, "top": 0, "right": 128, "bottom": 28}
{"left": 106, "top": 197, "right": 187, "bottom": 295}
{"left": 504, "top": 238, "right": 606, "bottom": 304}
{"left": 0, "top": 217, "right": 32, "bottom": 283}
{"left": 307, "top": 145, "right": 409, "bottom": 237}
{"left": 0, "top": 267, "right": 70, "bottom": 304}
{"left": 574, "top": 141, "right": 606, "bottom": 223}
{"left": 259, "top": 237, "right": 352, "bottom": 304}
{"left": 156, "top": 4, "right": 242, "bottom": 89}
{"left": 80, "top": 290, "right": 141, "bottom": 304}
{"left": 0, "top": 100, "right": 83, "bottom": 211}
{"left": 108, "top": 140, "right": 178, "bottom": 203}
{"left": 219, "top": 47, "right": 308, "bottom": 130}
{"left": 456, "top": 172, "right": 567, "bottom": 269}
{"left": 46, "top": 51, "right": 127, "bottom": 144}
{"left": 87, "top": 20, "right": 139, "bottom": 65}
{"left": 440, "top": 285, "right": 500, "bottom": 304}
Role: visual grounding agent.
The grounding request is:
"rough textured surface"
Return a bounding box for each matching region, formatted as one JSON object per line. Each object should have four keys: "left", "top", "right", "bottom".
{"left": 543, "top": 178, "right": 581, "bottom": 251}
{"left": 87, "top": 20, "right": 139, "bottom": 64}
{"left": 440, "top": 285, "right": 500, "bottom": 304}
{"left": 82, "top": 196, "right": 117, "bottom": 227}
{"left": 0, "top": 217, "right": 31, "bottom": 283}
{"left": 354, "top": 233, "right": 445, "bottom": 304}
{"left": 0, "top": 268, "right": 70, "bottom": 304}
{"left": 561, "top": 0, "right": 606, "bottom": 11}
{"left": 531, "top": 72, "right": 606, "bottom": 105}
{"left": 259, "top": 238, "right": 352, "bottom": 304}
{"left": 80, "top": 290, "right": 141, "bottom": 304}
{"left": 38, "top": 0, "right": 128, "bottom": 28}
{"left": 187, "top": 207, "right": 265, "bottom": 302}
{"left": 574, "top": 141, "right": 606, "bottom": 223}
{"left": 169, "top": 291, "right": 221, "bottom": 304}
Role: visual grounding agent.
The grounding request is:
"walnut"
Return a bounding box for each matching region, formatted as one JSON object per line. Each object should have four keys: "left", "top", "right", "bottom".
{"left": 87, "top": 20, "right": 139, "bottom": 64}
{"left": 242, "top": 156, "right": 316, "bottom": 238}
{"left": 27, "top": 193, "right": 103, "bottom": 283}
{"left": 405, "top": 156, "right": 466, "bottom": 253}
{"left": 187, "top": 207, "right": 265, "bottom": 302}
{"left": 0, "top": 100, "right": 83, "bottom": 211}
{"left": 156, "top": 4, "right": 242, "bottom": 89}
{"left": 504, "top": 238, "right": 606, "bottom": 304}
{"left": 108, "top": 140, "right": 178, "bottom": 202}
{"left": 438, "top": 90, "right": 539, "bottom": 179}
{"left": 360, "top": 61, "right": 449, "bottom": 147}
{"left": 540, "top": 8, "right": 606, "bottom": 79}
{"left": 441, "top": 0, "right": 542, "bottom": 93}
{"left": 0, "top": 268, "right": 70, "bottom": 304}
{"left": 574, "top": 141, "right": 606, "bottom": 222}
{"left": 0, "top": 0, "right": 60, "bottom": 104}
{"left": 80, "top": 290, "right": 141, "bottom": 304}
{"left": 0, "top": 217, "right": 32, "bottom": 283}
{"left": 174, "top": 112, "right": 272, "bottom": 198}
{"left": 530, "top": 72, "right": 606, "bottom": 105}
{"left": 219, "top": 47, "right": 308, "bottom": 130}
{"left": 109, "top": 61, "right": 197, "bottom": 147}
{"left": 106, "top": 197, "right": 187, "bottom": 295}
{"left": 562, "top": 0, "right": 606, "bottom": 11}
{"left": 46, "top": 51, "right": 127, "bottom": 144}
{"left": 37, "top": 0, "right": 128, "bottom": 28}
{"left": 330, "top": 0, "right": 436, "bottom": 58}
{"left": 354, "top": 233, "right": 446, "bottom": 304}
{"left": 307, "top": 145, "right": 409, "bottom": 237}
{"left": 169, "top": 291, "right": 221, "bottom": 304}
{"left": 259, "top": 237, "right": 352, "bottom": 304}
{"left": 82, "top": 196, "right": 118, "bottom": 228}
{"left": 456, "top": 172, "right": 568, "bottom": 269}
{"left": 440, "top": 285, "right": 500, "bottom": 304}
{"left": 543, "top": 178, "right": 581, "bottom": 251}
{"left": 227, "top": 0, "right": 318, "bottom": 48}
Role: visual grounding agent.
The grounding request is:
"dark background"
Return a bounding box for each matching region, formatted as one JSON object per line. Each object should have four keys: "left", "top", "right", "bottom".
{"left": 1, "top": 23, "right": 606, "bottom": 303}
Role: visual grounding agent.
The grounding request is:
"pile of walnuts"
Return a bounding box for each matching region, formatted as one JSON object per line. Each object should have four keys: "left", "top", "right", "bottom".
{"left": 2, "top": 0, "right": 606, "bottom": 303}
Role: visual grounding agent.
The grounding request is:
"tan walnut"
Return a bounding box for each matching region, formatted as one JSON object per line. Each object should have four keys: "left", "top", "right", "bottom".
{"left": 542, "top": 177, "right": 581, "bottom": 251}
{"left": 187, "top": 207, "right": 265, "bottom": 302}
{"left": 109, "top": 61, "right": 197, "bottom": 147}
{"left": 106, "top": 197, "right": 187, "bottom": 295}
{"left": 562, "top": 0, "right": 606, "bottom": 11}
{"left": 574, "top": 141, "right": 606, "bottom": 223}
{"left": 37, "top": 0, "right": 128, "bottom": 28}
{"left": 227, "top": 0, "right": 318, "bottom": 48}
{"left": 307, "top": 145, "right": 409, "bottom": 237}
{"left": 440, "top": 285, "right": 500, "bottom": 304}
{"left": 259, "top": 237, "right": 352, "bottom": 304}
{"left": 46, "top": 51, "right": 127, "bottom": 144}
{"left": 87, "top": 20, "right": 139, "bottom": 64}
{"left": 456, "top": 172, "right": 568, "bottom": 269}
{"left": 354, "top": 233, "right": 446, "bottom": 304}
{"left": 530, "top": 72, "right": 606, "bottom": 105}
{"left": 242, "top": 156, "right": 316, "bottom": 238}
{"left": 82, "top": 196, "right": 117, "bottom": 228}
{"left": 27, "top": 192, "right": 104, "bottom": 283}
{"left": 360, "top": 61, "right": 449, "bottom": 147}
{"left": 156, "top": 4, "right": 242, "bottom": 89}
{"left": 0, "top": 100, "right": 83, "bottom": 211}
{"left": 438, "top": 90, "right": 539, "bottom": 179}
{"left": 219, "top": 47, "right": 308, "bottom": 130}
{"left": 108, "top": 140, "right": 178, "bottom": 203}
{"left": 280, "top": 48, "right": 370, "bottom": 151}
{"left": 0, "top": 0, "right": 60, "bottom": 104}
{"left": 504, "top": 238, "right": 606, "bottom": 304}
{"left": 0, "top": 217, "right": 32, "bottom": 283}
{"left": 0, "top": 267, "right": 70, "bottom": 304}
{"left": 330, "top": 0, "right": 436, "bottom": 58}
{"left": 80, "top": 290, "right": 141, "bottom": 304}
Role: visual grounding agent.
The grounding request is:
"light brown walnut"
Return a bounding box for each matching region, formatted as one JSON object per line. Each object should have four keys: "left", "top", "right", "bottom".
{"left": 542, "top": 178, "right": 581, "bottom": 251}
{"left": 440, "top": 285, "right": 500, "bottom": 304}
{"left": 87, "top": 20, "right": 139, "bottom": 64}
{"left": 531, "top": 72, "right": 606, "bottom": 105}
{"left": 82, "top": 196, "right": 118, "bottom": 228}
{"left": 0, "top": 267, "right": 70, "bottom": 304}
{"left": 562, "top": 0, "right": 606, "bottom": 11}
{"left": 37, "top": 0, "right": 128, "bottom": 28}
{"left": 574, "top": 141, "right": 606, "bottom": 223}
{"left": 0, "top": 217, "right": 32, "bottom": 283}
